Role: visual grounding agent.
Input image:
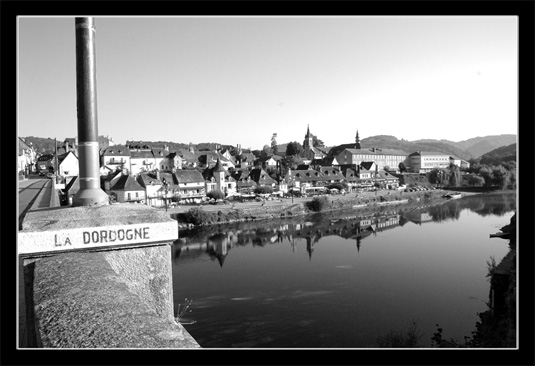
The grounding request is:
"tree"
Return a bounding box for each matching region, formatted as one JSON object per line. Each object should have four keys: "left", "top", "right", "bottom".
{"left": 312, "top": 136, "right": 325, "bottom": 148}
{"left": 261, "top": 144, "right": 271, "bottom": 158}
{"left": 384, "top": 166, "right": 390, "bottom": 172}
{"left": 286, "top": 141, "right": 303, "bottom": 157}
{"left": 491, "top": 166, "right": 509, "bottom": 189}
{"left": 271, "top": 133, "right": 278, "bottom": 155}
{"left": 478, "top": 166, "right": 493, "bottom": 187}
{"left": 467, "top": 174, "right": 485, "bottom": 187}
{"left": 398, "top": 162, "right": 407, "bottom": 173}
{"left": 448, "top": 164, "right": 461, "bottom": 187}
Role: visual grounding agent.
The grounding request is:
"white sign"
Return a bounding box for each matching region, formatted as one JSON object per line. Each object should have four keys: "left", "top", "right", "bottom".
{"left": 18, "top": 222, "right": 178, "bottom": 255}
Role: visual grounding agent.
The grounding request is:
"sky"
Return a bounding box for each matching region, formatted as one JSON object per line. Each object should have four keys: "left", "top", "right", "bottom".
{"left": 17, "top": 16, "right": 518, "bottom": 150}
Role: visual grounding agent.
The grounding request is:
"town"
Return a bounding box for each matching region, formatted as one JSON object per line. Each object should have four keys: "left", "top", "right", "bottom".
{"left": 18, "top": 125, "right": 470, "bottom": 208}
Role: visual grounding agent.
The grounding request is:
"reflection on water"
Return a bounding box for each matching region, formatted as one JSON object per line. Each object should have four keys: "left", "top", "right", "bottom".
{"left": 172, "top": 193, "right": 516, "bottom": 348}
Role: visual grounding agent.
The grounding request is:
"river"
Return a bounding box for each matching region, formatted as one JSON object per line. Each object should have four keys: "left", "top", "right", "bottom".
{"left": 171, "top": 192, "right": 516, "bottom": 348}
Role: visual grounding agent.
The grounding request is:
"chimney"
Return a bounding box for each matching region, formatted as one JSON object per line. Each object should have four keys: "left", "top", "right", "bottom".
{"left": 156, "top": 169, "right": 160, "bottom": 180}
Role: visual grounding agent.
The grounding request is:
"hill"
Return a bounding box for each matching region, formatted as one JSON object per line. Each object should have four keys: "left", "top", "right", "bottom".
{"left": 359, "top": 135, "right": 471, "bottom": 159}
{"left": 477, "top": 143, "right": 516, "bottom": 166}
{"left": 413, "top": 134, "right": 516, "bottom": 159}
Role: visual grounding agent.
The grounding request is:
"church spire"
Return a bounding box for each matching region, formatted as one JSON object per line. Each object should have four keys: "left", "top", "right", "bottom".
{"left": 355, "top": 129, "right": 361, "bottom": 149}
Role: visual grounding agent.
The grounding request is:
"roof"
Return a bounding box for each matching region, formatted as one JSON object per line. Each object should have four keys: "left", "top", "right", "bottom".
{"left": 360, "top": 161, "right": 376, "bottom": 171}
{"left": 409, "top": 151, "right": 449, "bottom": 156}
{"left": 248, "top": 168, "right": 278, "bottom": 185}
{"left": 174, "top": 170, "right": 205, "bottom": 184}
{"left": 126, "top": 140, "right": 153, "bottom": 150}
{"left": 289, "top": 169, "right": 326, "bottom": 182}
{"left": 213, "top": 158, "right": 225, "bottom": 172}
{"left": 320, "top": 167, "right": 344, "bottom": 179}
{"left": 130, "top": 150, "right": 154, "bottom": 159}
{"left": 102, "top": 145, "right": 130, "bottom": 156}
{"left": 377, "top": 171, "right": 400, "bottom": 180}
{"left": 137, "top": 172, "right": 162, "bottom": 186}
{"left": 111, "top": 174, "right": 145, "bottom": 191}
{"left": 341, "top": 148, "right": 408, "bottom": 156}
{"left": 202, "top": 166, "right": 236, "bottom": 182}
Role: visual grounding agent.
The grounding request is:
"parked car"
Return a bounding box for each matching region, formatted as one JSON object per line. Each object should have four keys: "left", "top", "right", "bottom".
{"left": 47, "top": 173, "right": 54, "bottom": 178}
{"left": 39, "top": 172, "right": 46, "bottom": 176}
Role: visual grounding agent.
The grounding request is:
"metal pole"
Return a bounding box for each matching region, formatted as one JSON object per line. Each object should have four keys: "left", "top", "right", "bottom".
{"left": 72, "top": 17, "right": 109, "bottom": 206}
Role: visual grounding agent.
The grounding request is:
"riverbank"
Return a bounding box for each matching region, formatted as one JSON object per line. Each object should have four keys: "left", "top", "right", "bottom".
{"left": 163, "top": 188, "right": 513, "bottom": 227}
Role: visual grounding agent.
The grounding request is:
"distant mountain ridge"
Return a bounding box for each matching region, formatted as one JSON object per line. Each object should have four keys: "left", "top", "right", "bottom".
{"left": 478, "top": 143, "right": 516, "bottom": 165}
{"left": 413, "top": 134, "right": 516, "bottom": 159}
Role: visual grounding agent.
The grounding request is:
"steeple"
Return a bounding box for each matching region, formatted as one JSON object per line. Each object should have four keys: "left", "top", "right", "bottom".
{"left": 304, "top": 124, "right": 313, "bottom": 151}
{"left": 355, "top": 129, "right": 361, "bottom": 149}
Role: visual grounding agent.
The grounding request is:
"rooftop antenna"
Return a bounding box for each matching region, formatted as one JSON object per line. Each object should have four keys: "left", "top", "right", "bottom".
{"left": 72, "top": 17, "right": 109, "bottom": 206}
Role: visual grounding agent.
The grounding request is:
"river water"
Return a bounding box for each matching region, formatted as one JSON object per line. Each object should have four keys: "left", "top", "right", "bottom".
{"left": 171, "top": 192, "right": 516, "bottom": 348}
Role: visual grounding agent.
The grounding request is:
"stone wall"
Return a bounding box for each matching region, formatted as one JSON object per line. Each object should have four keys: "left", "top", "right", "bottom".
{"left": 29, "top": 247, "right": 200, "bottom": 348}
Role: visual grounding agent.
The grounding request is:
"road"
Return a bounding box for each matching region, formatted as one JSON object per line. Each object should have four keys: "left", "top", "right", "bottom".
{"left": 18, "top": 176, "right": 49, "bottom": 230}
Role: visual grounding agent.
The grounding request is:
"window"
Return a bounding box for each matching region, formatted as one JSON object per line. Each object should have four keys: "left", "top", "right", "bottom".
{"left": 127, "top": 193, "right": 131, "bottom": 200}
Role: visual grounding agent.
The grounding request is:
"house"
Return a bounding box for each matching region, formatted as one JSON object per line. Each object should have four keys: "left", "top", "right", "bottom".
{"left": 203, "top": 159, "right": 237, "bottom": 196}
{"left": 198, "top": 151, "right": 235, "bottom": 170}
{"left": 232, "top": 170, "right": 257, "bottom": 193}
{"left": 236, "top": 151, "right": 256, "bottom": 169}
{"left": 255, "top": 156, "right": 279, "bottom": 170}
{"left": 450, "top": 156, "right": 470, "bottom": 170}
{"left": 18, "top": 137, "right": 36, "bottom": 174}
{"left": 319, "top": 166, "right": 345, "bottom": 183}
{"left": 152, "top": 146, "right": 170, "bottom": 171}
{"left": 376, "top": 171, "right": 400, "bottom": 189}
{"left": 56, "top": 151, "right": 79, "bottom": 177}
{"left": 160, "top": 152, "right": 183, "bottom": 171}
{"left": 109, "top": 171, "right": 146, "bottom": 203}
{"left": 63, "top": 137, "right": 78, "bottom": 154}
{"left": 287, "top": 169, "right": 327, "bottom": 189}
{"left": 248, "top": 168, "right": 278, "bottom": 189}
{"left": 129, "top": 150, "right": 156, "bottom": 175}
{"left": 174, "top": 170, "right": 206, "bottom": 200}
{"left": 137, "top": 171, "right": 165, "bottom": 207}
{"left": 341, "top": 167, "right": 375, "bottom": 191}
{"left": 408, "top": 151, "right": 451, "bottom": 173}
{"left": 100, "top": 145, "right": 131, "bottom": 173}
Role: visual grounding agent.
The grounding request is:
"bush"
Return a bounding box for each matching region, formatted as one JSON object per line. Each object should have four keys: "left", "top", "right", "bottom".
{"left": 207, "top": 189, "right": 225, "bottom": 200}
{"left": 254, "top": 186, "right": 273, "bottom": 194}
{"left": 305, "top": 196, "right": 329, "bottom": 212}
{"left": 326, "top": 182, "right": 348, "bottom": 191}
{"left": 182, "top": 208, "right": 217, "bottom": 226}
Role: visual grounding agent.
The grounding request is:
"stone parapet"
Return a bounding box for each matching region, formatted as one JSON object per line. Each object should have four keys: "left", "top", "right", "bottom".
{"left": 31, "top": 251, "right": 200, "bottom": 348}
{"left": 19, "top": 203, "right": 200, "bottom": 348}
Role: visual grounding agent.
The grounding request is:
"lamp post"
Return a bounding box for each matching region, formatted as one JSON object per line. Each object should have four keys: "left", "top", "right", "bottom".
{"left": 162, "top": 178, "right": 169, "bottom": 212}
{"left": 72, "top": 17, "right": 109, "bottom": 206}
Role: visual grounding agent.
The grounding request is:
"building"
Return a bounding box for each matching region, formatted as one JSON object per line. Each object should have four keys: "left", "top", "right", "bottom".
{"left": 408, "top": 151, "right": 451, "bottom": 173}
{"left": 18, "top": 137, "right": 36, "bottom": 175}
{"left": 137, "top": 171, "right": 165, "bottom": 207}
{"left": 203, "top": 158, "right": 237, "bottom": 196}
{"left": 173, "top": 170, "right": 206, "bottom": 200}
{"left": 56, "top": 151, "right": 79, "bottom": 177}
{"left": 100, "top": 145, "right": 131, "bottom": 173}
{"left": 334, "top": 147, "right": 408, "bottom": 173}
{"left": 302, "top": 125, "right": 328, "bottom": 160}
{"left": 129, "top": 150, "right": 156, "bottom": 175}
{"left": 160, "top": 152, "right": 183, "bottom": 171}
{"left": 109, "top": 171, "right": 146, "bottom": 203}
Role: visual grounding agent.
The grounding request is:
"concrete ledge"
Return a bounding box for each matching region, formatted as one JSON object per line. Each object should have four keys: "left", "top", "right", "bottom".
{"left": 31, "top": 250, "right": 200, "bottom": 348}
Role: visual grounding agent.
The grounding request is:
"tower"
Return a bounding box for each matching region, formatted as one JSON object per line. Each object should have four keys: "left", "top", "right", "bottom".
{"left": 213, "top": 158, "right": 226, "bottom": 194}
{"left": 303, "top": 124, "right": 313, "bottom": 151}
{"left": 355, "top": 129, "right": 361, "bottom": 149}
